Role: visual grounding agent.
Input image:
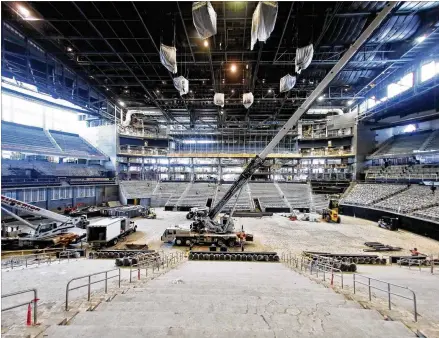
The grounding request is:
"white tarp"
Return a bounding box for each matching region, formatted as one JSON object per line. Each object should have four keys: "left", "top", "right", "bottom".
{"left": 173, "top": 76, "right": 189, "bottom": 96}
{"left": 243, "top": 92, "right": 254, "bottom": 109}
{"left": 250, "top": 1, "right": 278, "bottom": 50}
{"left": 280, "top": 74, "right": 296, "bottom": 93}
{"left": 192, "top": 1, "right": 217, "bottom": 39}
{"left": 160, "top": 44, "right": 177, "bottom": 74}
{"left": 295, "top": 44, "right": 314, "bottom": 74}
{"left": 214, "top": 93, "right": 225, "bottom": 107}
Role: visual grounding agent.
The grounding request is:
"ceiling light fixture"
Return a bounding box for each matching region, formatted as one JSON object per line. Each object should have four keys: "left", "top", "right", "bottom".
{"left": 17, "top": 5, "right": 32, "bottom": 19}
{"left": 347, "top": 100, "right": 353, "bottom": 106}
{"left": 268, "top": 89, "right": 272, "bottom": 93}
{"left": 220, "top": 110, "right": 224, "bottom": 115}
{"left": 231, "top": 64, "right": 237, "bottom": 73}
{"left": 118, "top": 101, "right": 125, "bottom": 107}
{"left": 318, "top": 96, "right": 324, "bottom": 101}
{"left": 66, "top": 47, "right": 73, "bottom": 52}
{"left": 416, "top": 35, "right": 427, "bottom": 44}
{"left": 231, "top": 89, "right": 235, "bottom": 93}
{"left": 156, "top": 89, "right": 160, "bottom": 93}
{"left": 203, "top": 40, "right": 209, "bottom": 47}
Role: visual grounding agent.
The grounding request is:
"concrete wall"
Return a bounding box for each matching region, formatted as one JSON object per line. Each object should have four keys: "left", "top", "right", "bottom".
{"left": 1, "top": 184, "right": 119, "bottom": 220}
{"left": 80, "top": 124, "right": 117, "bottom": 169}
{"left": 353, "top": 122, "right": 376, "bottom": 180}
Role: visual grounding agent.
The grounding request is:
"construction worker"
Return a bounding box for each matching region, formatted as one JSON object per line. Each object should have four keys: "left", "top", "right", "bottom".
{"left": 410, "top": 248, "right": 420, "bottom": 256}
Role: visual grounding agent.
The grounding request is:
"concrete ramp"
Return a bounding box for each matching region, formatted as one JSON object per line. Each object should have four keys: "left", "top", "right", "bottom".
{"left": 45, "top": 262, "right": 415, "bottom": 338}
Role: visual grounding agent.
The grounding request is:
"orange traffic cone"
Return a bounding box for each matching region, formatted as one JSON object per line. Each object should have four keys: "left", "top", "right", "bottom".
{"left": 26, "top": 303, "right": 32, "bottom": 326}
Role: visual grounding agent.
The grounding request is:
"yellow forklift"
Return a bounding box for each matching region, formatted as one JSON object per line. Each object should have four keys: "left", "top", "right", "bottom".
{"left": 322, "top": 199, "right": 341, "bottom": 223}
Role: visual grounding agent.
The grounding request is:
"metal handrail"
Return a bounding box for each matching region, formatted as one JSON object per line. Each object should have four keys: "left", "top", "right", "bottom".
{"left": 2, "top": 288, "right": 38, "bottom": 325}
{"left": 65, "top": 268, "right": 120, "bottom": 311}
{"left": 301, "top": 256, "right": 344, "bottom": 288}
{"left": 399, "top": 255, "right": 436, "bottom": 274}
{"left": 281, "top": 253, "right": 344, "bottom": 289}
{"left": 129, "top": 252, "right": 185, "bottom": 283}
{"left": 2, "top": 251, "right": 80, "bottom": 270}
{"left": 353, "top": 273, "right": 418, "bottom": 321}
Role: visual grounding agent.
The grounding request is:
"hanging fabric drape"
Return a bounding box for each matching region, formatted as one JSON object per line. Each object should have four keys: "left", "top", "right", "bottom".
{"left": 295, "top": 44, "right": 314, "bottom": 74}
{"left": 214, "top": 93, "right": 225, "bottom": 107}
{"left": 243, "top": 92, "right": 254, "bottom": 109}
{"left": 250, "top": 1, "right": 278, "bottom": 50}
{"left": 160, "top": 43, "right": 177, "bottom": 74}
{"left": 192, "top": 1, "right": 217, "bottom": 39}
{"left": 280, "top": 74, "right": 297, "bottom": 93}
{"left": 173, "top": 76, "right": 189, "bottom": 95}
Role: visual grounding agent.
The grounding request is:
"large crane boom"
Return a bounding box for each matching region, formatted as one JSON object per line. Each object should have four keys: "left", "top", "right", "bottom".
{"left": 208, "top": 2, "right": 397, "bottom": 221}
{"left": 1, "top": 195, "right": 72, "bottom": 223}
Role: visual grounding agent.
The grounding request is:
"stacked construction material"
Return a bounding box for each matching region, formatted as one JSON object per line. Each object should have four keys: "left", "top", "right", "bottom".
{"left": 363, "top": 242, "right": 402, "bottom": 252}
{"left": 189, "top": 251, "right": 279, "bottom": 262}
{"left": 89, "top": 249, "right": 153, "bottom": 259}
{"left": 114, "top": 251, "right": 160, "bottom": 267}
{"left": 303, "top": 251, "right": 387, "bottom": 266}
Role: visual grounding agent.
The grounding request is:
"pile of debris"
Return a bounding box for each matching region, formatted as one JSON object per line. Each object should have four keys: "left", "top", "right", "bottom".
{"left": 304, "top": 251, "right": 387, "bottom": 265}
{"left": 115, "top": 251, "right": 160, "bottom": 267}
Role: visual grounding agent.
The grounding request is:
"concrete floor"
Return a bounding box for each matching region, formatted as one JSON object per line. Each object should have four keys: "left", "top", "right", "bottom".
{"left": 2, "top": 208, "right": 439, "bottom": 331}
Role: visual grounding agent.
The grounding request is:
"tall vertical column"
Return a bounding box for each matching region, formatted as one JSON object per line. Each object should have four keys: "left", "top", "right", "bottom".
{"left": 353, "top": 121, "right": 376, "bottom": 181}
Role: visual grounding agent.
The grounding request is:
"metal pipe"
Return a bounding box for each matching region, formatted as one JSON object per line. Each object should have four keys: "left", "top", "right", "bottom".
{"left": 0, "top": 207, "right": 36, "bottom": 229}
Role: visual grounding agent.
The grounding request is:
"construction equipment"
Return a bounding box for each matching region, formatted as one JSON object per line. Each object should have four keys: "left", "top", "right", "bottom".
{"left": 186, "top": 3, "right": 396, "bottom": 235}
{"left": 186, "top": 207, "right": 209, "bottom": 220}
{"left": 322, "top": 199, "right": 341, "bottom": 223}
{"left": 1, "top": 195, "right": 89, "bottom": 240}
{"left": 142, "top": 207, "right": 157, "bottom": 219}
{"left": 87, "top": 217, "right": 137, "bottom": 249}
{"left": 378, "top": 216, "right": 399, "bottom": 231}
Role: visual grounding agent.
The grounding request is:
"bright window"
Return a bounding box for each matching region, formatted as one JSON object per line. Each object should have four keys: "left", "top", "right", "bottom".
{"left": 420, "top": 61, "right": 439, "bottom": 82}
{"left": 387, "top": 72, "right": 413, "bottom": 99}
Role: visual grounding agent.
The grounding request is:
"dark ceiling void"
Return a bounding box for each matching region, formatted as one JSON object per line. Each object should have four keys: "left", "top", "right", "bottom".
{"left": 2, "top": 1, "right": 439, "bottom": 130}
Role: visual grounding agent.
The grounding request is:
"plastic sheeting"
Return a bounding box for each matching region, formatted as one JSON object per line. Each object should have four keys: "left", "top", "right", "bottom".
{"left": 173, "top": 76, "right": 189, "bottom": 96}
{"left": 160, "top": 44, "right": 177, "bottom": 74}
{"left": 280, "top": 74, "right": 296, "bottom": 93}
{"left": 214, "top": 93, "right": 225, "bottom": 107}
{"left": 295, "top": 44, "right": 314, "bottom": 74}
{"left": 250, "top": 2, "right": 278, "bottom": 50}
{"left": 243, "top": 92, "right": 254, "bottom": 109}
{"left": 192, "top": 1, "right": 217, "bottom": 39}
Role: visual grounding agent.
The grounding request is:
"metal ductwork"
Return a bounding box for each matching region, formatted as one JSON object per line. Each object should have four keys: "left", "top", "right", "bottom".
{"left": 121, "top": 109, "right": 163, "bottom": 127}
{"left": 306, "top": 108, "right": 344, "bottom": 115}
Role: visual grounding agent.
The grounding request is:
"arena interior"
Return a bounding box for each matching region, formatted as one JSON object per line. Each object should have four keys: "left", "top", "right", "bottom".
{"left": 1, "top": 1, "right": 439, "bottom": 337}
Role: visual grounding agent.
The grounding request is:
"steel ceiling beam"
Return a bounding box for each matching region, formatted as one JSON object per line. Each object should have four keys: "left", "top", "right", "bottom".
{"left": 177, "top": 1, "right": 195, "bottom": 63}
{"left": 273, "top": 2, "right": 294, "bottom": 64}
{"left": 71, "top": 2, "right": 176, "bottom": 125}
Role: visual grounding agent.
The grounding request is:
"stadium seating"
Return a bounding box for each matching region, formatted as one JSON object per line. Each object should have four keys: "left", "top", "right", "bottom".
{"left": 2, "top": 159, "right": 106, "bottom": 178}
{"left": 2, "top": 122, "right": 59, "bottom": 154}
{"left": 1, "top": 122, "right": 107, "bottom": 159}
{"left": 215, "top": 183, "right": 252, "bottom": 211}
{"left": 366, "top": 164, "right": 439, "bottom": 180}
{"left": 374, "top": 185, "right": 439, "bottom": 213}
{"left": 312, "top": 194, "right": 329, "bottom": 213}
{"left": 340, "top": 183, "right": 407, "bottom": 206}
{"left": 160, "top": 182, "right": 190, "bottom": 208}
{"left": 413, "top": 205, "right": 439, "bottom": 221}
{"left": 49, "top": 130, "right": 103, "bottom": 157}
{"left": 277, "top": 183, "right": 311, "bottom": 209}
{"left": 119, "top": 180, "right": 158, "bottom": 199}
{"left": 249, "top": 182, "right": 289, "bottom": 211}
{"left": 371, "top": 130, "right": 431, "bottom": 157}
{"left": 177, "top": 183, "right": 217, "bottom": 209}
